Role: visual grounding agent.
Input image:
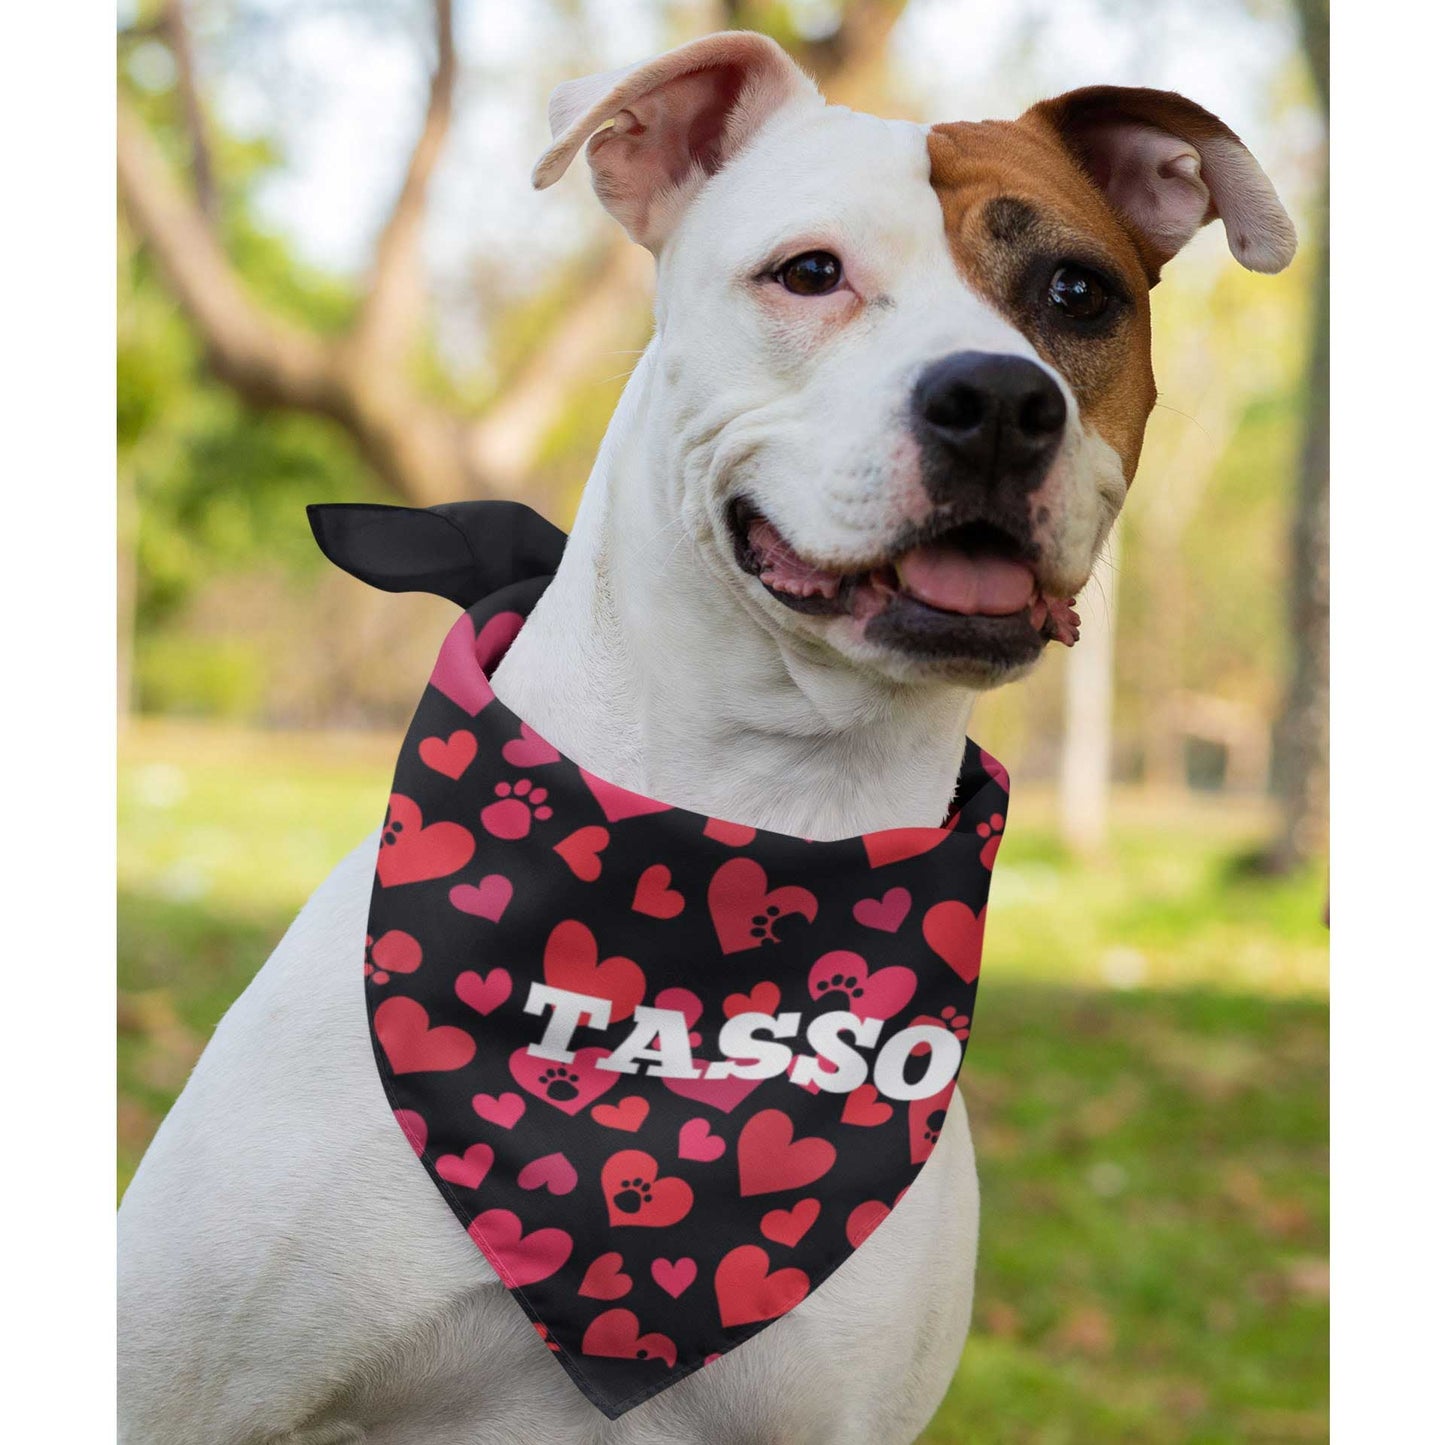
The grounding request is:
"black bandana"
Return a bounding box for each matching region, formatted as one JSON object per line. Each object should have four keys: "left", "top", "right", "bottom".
{"left": 311, "top": 500, "right": 1010, "bottom": 1419}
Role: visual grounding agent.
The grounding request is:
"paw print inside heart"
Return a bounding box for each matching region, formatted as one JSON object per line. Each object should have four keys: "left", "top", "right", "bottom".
{"left": 539, "top": 1065, "right": 581, "bottom": 1102}
{"left": 749, "top": 904, "right": 802, "bottom": 946}
{"left": 382, "top": 807, "right": 407, "bottom": 848}
{"left": 919, "top": 1104, "right": 949, "bottom": 1149}
{"left": 481, "top": 779, "right": 553, "bottom": 840}
{"left": 974, "top": 812, "right": 1005, "bottom": 869}
{"left": 812, "top": 967, "right": 866, "bottom": 1011}
{"left": 610, "top": 1175, "right": 654, "bottom": 1217}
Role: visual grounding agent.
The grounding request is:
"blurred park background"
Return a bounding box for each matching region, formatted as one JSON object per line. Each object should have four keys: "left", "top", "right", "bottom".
{"left": 117, "top": 1, "right": 1329, "bottom": 1440}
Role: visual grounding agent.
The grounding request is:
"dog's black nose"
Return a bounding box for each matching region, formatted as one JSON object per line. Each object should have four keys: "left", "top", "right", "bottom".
{"left": 912, "top": 351, "right": 1066, "bottom": 495}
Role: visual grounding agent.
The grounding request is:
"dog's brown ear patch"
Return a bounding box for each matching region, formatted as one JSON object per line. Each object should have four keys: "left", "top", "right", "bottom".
{"left": 1022, "top": 87, "right": 1296, "bottom": 279}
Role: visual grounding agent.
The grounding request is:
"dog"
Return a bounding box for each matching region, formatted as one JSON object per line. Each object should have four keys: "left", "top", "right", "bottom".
{"left": 118, "top": 30, "right": 1294, "bottom": 1445}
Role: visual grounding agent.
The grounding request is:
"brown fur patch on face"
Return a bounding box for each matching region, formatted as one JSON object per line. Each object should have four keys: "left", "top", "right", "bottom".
{"left": 927, "top": 118, "right": 1158, "bottom": 477}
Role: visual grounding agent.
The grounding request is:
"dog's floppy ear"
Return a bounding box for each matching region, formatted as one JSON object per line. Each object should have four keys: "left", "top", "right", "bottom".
{"left": 1024, "top": 86, "right": 1296, "bottom": 278}
{"left": 531, "top": 30, "right": 820, "bottom": 250}
{"left": 308, "top": 501, "right": 567, "bottom": 609}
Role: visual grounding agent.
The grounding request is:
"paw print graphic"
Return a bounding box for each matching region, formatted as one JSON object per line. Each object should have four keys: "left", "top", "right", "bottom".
{"left": 610, "top": 1176, "right": 654, "bottom": 1216}
{"left": 919, "top": 1106, "right": 949, "bottom": 1148}
{"left": 749, "top": 904, "right": 799, "bottom": 945}
{"left": 363, "top": 930, "right": 422, "bottom": 986}
{"left": 481, "top": 779, "right": 553, "bottom": 840}
{"left": 539, "top": 1065, "right": 580, "bottom": 1102}
{"left": 812, "top": 968, "right": 866, "bottom": 1010}
{"left": 975, "top": 812, "right": 1005, "bottom": 870}
{"left": 381, "top": 806, "right": 407, "bottom": 848}
{"left": 908, "top": 1005, "right": 970, "bottom": 1052}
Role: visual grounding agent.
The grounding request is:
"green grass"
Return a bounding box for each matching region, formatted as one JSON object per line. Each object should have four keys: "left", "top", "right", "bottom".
{"left": 118, "top": 720, "right": 1327, "bottom": 1444}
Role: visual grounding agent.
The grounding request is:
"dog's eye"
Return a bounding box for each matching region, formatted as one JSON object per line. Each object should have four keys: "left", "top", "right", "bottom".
{"left": 775, "top": 251, "right": 843, "bottom": 296}
{"left": 1046, "top": 265, "right": 1111, "bottom": 321}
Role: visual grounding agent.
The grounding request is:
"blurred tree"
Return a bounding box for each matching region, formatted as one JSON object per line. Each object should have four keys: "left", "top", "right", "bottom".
{"left": 1265, "top": 0, "right": 1328, "bottom": 872}
{"left": 117, "top": 0, "right": 910, "bottom": 517}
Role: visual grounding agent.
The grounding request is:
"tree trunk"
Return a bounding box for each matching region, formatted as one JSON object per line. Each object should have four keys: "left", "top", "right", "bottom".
{"left": 1264, "top": 0, "right": 1329, "bottom": 873}
{"left": 1059, "top": 552, "right": 1120, "bottom": 856}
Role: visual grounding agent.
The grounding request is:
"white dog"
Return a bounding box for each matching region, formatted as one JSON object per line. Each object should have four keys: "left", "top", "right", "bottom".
{"left": 118, "top": 31, "right": 1294, "bottom": 1445}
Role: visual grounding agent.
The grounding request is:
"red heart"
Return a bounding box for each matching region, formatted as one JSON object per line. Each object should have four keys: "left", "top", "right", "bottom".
{"left": 841, "top": 1083, "right": 894, "bottom": 1128}
{"left": 723, "top": 981, "right": 781, "bottom": 1019}
{"left": 714, "top": 1245, "right": 810, "bottom": 1328}
{"left": 761, "top": 1198, "right": 820, "bottom": 1248}
{"left": 502, "top": 722, "right": 561, "bottom": 768}
{"left": 703, "top": 817, "right": 756, "bottom": 847}
{"left": 581, "top": 1308, "right": 677, "bottom": 1368}
{"left": 707, "top": 858, "right": 818, "bottom": 955}
{"left": 553, "top": 826, "right": 610, "bottom": 882}
{"left": 578, "top": 1251, "right": 632, "bottom": 1301}
{"left": 455, "top": 967, "right": 512, "bottom": 1016}
{"left": 845, "top": 1199, "right": 892, "bottom": 1249}
{"left": 374, "top": 997, "right": 475, "bottom": 1075}
{"left": 592, "top": 1095, "right": 649, "bottom": 1132}
{"left": 737, "top": 1110, "right": 836, "bottom": 1197}
{"left": 677, "top": 1117, "right": 726, "bottom": 1162}
{"left": 435, "top": 1142, "right": 494, "bottom": 1190}
{"left": 908, "top": 1082, "right": 956, "bottom": 1165}
{"left": 922, "top": 900, "right": 985, "bottom": 983}
{"left": 449, "top": 874, "right": 513, "bottom": 922}
{"left": 508, "top": 1045, "right": 617, "bottom": 1116}
{"left": 852, "top": 886, "right": 911, "bottom": 933}
{"left": 632, "top": 864, "right": 685, "bottom": 919}
{"left": 651, "top": 1257, "right": 698, "bottom": 1299}
{"left": 467, "top": 1208, "right": 571, "bottom": 1287}
{"left": 579, "top": 768, "right": 674, "bottom": 825}
{"left": 807, "top": 951, "right": 917, "bottom": 1022}
{"left": 419, "top": 729, "right": 478, "bottom": 779}
{"left": 542, "top": 919, "right": 645, "bottom": 1023}
{"left": 376, "top": 795, "right": 475, "bottom": 888}
{"left": 860, "top": 812, "right": 960, "bottom": 870}
{"left": 472, "top": 1091, "right": 524, "bottom": 1129}
{"left": 663, "top": 1073, "right": 761, "bottom": 1114}
{"left": 602, "top": 1149, "right": 694, "bottom": 1229}
{"left": 517, "top": 1152, "right": 578, "bottom": 1195}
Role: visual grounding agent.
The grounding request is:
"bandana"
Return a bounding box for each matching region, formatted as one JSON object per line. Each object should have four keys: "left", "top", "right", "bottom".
{"left": 310, "top": 499, "right": 1010, "bottom": 1419}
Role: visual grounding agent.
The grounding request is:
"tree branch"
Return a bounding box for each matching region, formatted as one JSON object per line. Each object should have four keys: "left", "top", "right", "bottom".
{"left": 158, "top": 0, "right": 219, "bottom": 226}
{"left": 349, "top": 0, "right": 457, "bottom": 367}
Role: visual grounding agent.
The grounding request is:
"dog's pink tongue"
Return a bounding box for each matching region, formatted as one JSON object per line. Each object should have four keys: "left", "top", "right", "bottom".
{"left": 895, "top": 545, "right": 1035, "bottom": 616}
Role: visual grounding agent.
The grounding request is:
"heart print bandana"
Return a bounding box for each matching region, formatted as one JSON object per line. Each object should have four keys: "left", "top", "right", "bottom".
{"left": 310, "top": 500, "right": 1011, "bottom": 1418}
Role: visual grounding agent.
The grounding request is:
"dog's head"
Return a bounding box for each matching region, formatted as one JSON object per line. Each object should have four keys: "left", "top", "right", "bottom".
{"left": 534, "top": 32, "right": 1295, "bottom": 689}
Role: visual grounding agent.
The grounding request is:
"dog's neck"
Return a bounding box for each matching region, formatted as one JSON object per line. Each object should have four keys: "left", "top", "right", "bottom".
{"left": 490, "top": 351, "right": 977, "bottom": 840}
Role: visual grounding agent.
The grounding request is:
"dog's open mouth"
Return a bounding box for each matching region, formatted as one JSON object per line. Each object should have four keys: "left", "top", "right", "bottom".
{"left": 729, "top": 500, "right": 1080, "bottom": 668}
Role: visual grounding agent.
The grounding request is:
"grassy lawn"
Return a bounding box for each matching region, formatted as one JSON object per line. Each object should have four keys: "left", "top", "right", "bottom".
{"left": 118, "top": 719, "right": 1327, "bottom": 1444}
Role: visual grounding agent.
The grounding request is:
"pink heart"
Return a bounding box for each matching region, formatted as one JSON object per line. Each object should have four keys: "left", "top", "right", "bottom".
{"left": 580, "top": 768, "right": 674, "bottom": 824}
{"left": 518, "top": 1152, "right": 578, "bottom": 1195}
{"left": 509, "top": 1045, "right": 618, "bottom": 1115}
{"left": 654, "top": 987, "right": 703, "bottom": 1031}
{"left": 502, "top": 723, "right": 561, "bottom": 768}
{"left": 807, "top": 951, "right": 917, "bottom": 1022}
{"left": 429, "top": 612, "right": 523, "bottom": 715}
{"left": 467, "top": 1209, "right": 571, "bottom": 1287}
{"left": 455, "top": 967, "right": 512, "bottom": 1016}
{"left": 472, "top": 1091, "right": 525, "bottom": 1129}
{"left": 678, "top": 1117, "right": 726, "bottom": 1162}
{"left": 980, "top": 748, "right": 1010, "bottom": 793}
{"left": 651, "top": 1257, "right": 698, "bottom": 1299}
{"left": 435, "top": 1142, "right": 495, "bottom": 1190}
{"left": 449, "top": 874, "right": 513, "bottom": 922}
{"left": 852, "top": 886, "right": 911, "bottom": 933}
{"left": 664, "top": 1073, "right": 761, "bottom": 1114}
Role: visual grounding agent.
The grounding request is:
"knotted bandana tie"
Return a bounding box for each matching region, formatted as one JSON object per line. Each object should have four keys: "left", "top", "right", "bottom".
{"left": 311, "top": 499, "right": 1011, "bottom": 1418}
